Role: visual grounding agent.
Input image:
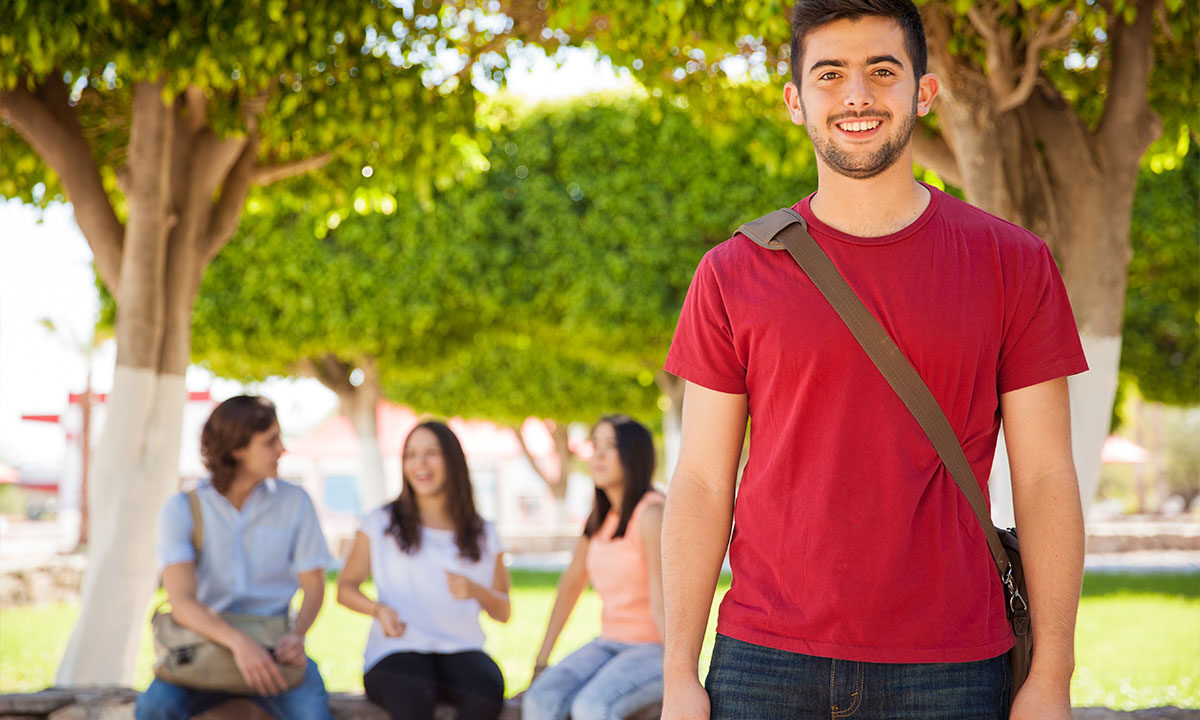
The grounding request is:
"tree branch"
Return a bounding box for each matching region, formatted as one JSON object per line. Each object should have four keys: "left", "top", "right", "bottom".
{"left": 512, "top": 422, "right": 555, "bottom": 486}
{"left": 911, "top": 126, "right": 963, "bottom": 187}
{"left": 1097, "top": 0, "right": 1161, "bottom": 159}
{"left": 1, "top": 81, "right": 125, "bottom": 292}
{"left": 198, "top": 134, "right": 259, "bottom": 265}
{"left": 252, "top": 152, "right": 333, "bottom": 186}
{"left": 996, "top": 7, "right": 1079, "bottom": 113}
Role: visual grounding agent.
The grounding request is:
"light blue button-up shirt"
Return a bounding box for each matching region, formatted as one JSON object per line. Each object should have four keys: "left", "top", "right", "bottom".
{"left": 157, "top": 478, "right": 335, "bottom": 617}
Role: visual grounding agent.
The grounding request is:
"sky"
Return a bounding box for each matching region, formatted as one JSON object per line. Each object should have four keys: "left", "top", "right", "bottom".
{"left": 0, "top": 47, "right": 631, "bottom": 471}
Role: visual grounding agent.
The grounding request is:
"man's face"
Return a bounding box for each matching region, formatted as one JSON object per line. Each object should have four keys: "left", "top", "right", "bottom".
{"left": 784, "top": 16, "right": 935, "bottom": 180}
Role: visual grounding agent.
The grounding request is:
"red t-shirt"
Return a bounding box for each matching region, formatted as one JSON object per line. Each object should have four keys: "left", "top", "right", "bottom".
{"left": 665, "top": 186, "right": 1088, "bottom": 663}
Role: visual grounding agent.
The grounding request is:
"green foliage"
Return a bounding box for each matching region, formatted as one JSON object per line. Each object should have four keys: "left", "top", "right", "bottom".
{"left": 0, "top": 1, "right": 523, "bottom": 209}
{"left": 1121, "top": 146, "right": 1200, "bottom": 406}
{"left": 543, "top": 0, "right": 1197, "bottom": 165}
{"left": 192, "top": 93, "right": 818, "bottom": 424}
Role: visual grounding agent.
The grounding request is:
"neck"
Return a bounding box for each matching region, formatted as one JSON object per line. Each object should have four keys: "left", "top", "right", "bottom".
{"left": 416, "top": 494, "right": 454, "bottom": 529}
{"left": 224, "top": 474, "right": 264, "bottom": 510}
{"left": 603, "top": 487, "right": 624, "bottom": 513}
{"left": 809, "top": 154, "right": 929, "bottom": 238}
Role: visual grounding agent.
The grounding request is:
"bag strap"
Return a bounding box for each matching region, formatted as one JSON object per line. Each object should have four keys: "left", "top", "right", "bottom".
{"left": 185, "top": 489, "right": 204, "bottom": 561}
{"left": 737, "top": 208, "right": 1013, "bottom": 582}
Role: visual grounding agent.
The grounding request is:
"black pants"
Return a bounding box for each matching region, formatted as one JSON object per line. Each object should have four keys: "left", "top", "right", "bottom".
{"left": 364, "top": 650, "right": 505, "bottom": 720}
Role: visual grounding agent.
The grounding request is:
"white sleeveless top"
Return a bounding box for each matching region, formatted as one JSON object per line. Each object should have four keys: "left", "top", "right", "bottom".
{"left": 360, "top": 506, "right": 503, "bottom": 671}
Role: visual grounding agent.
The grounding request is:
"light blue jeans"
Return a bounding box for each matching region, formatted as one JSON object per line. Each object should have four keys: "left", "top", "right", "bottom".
{"left": 523, "top": 637, "right": 663, "bottom": 720}
{"left": 134, "top": 658, "right": 333, "bottom": 720}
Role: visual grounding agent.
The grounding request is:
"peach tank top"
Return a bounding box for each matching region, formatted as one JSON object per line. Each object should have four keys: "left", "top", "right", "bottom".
{"left": 585, "top": 491, "right": 665, "bottom": 644}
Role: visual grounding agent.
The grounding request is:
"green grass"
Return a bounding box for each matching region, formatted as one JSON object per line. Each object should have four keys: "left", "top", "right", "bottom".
{"left": 1, "top": 571, "right": 1196, "bottom": 709}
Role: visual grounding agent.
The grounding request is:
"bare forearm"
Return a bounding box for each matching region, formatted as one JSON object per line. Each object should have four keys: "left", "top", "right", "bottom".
{"left": 536, "top": 577, "right": 585, "bottom": 664}
{"left": 170, "top": 596, "right": 250, "bottom": 650}
{"left": 291, "top": 584, "right": 325, "bottom": 637}
{"left": 337, "top": 582, "right": 381, "bottom": 618}
{"left": 662, "top": 474, "right": 733, "bottom": 686}
{"left": 471, "top": 583, "right": 511, "bottom": 622}
{"left": 1013, "top": 467, "right": 1084, "bottom": 685}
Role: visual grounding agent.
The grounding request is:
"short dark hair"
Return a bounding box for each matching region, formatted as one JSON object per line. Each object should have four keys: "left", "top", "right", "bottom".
{"left": 789, "top": 0, "right": 928, "bottom": 81}
{"left": 583, "top": 415, "right": 657, "bottom": 540}
{"left": 387, "top": 421, "right": 485, "bottom": 561}
{"left": 200, "top": 395, "right": 278, "bottom": 494}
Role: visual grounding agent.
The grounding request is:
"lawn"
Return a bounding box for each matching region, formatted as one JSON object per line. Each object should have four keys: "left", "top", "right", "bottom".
{"left": 1, "top": 570, "right": 1196, "bottom": 710}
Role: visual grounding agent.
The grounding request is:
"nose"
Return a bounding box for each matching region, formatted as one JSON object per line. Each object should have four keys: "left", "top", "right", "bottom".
{"left": 843, "top": 71, "right": 874, "bottom": 110}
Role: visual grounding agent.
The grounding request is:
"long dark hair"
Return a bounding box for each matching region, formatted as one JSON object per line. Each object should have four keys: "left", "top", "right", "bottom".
{"left": 199, "top": 395, "right": 278, "bottom": 494}
{"left": 583, "top": 414, "right": 656, "bottom": 540}
{"left": 386, "top": 421, "right": 485, "bottom": 561}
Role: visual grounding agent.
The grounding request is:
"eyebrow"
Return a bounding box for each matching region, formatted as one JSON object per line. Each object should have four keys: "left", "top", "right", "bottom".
{"left": 808, "top": 55, "right": 905, "bottom": 74}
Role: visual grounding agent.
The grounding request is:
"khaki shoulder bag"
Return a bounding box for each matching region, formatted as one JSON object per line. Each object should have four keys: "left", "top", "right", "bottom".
{"left": 151, "top": 489, "right": 306, "bottom": 693}
{"left": 738, "top": 208, "right": 1032, "bottom": 699}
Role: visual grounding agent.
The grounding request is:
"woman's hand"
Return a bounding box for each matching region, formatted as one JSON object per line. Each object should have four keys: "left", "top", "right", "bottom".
{"left": 372, "top": 602, "right": 407, "bottom": 637}
{"left": 230, "top": 633, "right": 289, "bottom": 696}
{"left": 445, "top": 570, "right": 475, "bottom": 600}
{"left": 272, "top": 631, "right": 307, "bottom": 667}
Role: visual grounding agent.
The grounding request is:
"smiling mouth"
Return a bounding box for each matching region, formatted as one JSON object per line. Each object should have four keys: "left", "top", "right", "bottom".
{"left": 836, "top": 119, "right": 882, "bottom": 133}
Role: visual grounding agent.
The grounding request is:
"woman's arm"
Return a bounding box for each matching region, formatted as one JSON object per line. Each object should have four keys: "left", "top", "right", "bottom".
{"left": 273, "top": 568, "right": 325, "bottom": 666}
{"left": 445, "top": 554, "right": 512, "bottom": 622}
{"left": 640, "top": 500, "right": 666, "bottom": 638}
{"left": 336, "top": 531, "right": 406, "bottom": 637}
{"left": 533, "top": 536, "right": 591, "bottom": 671}
{"left": 162, "top": 562, "right": 289, "bottom": 695}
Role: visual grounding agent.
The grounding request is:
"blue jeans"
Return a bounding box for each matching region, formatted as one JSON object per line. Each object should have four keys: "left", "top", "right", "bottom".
{"left": 523, "top": 638, "right": 663, "bottom": 720}
{"left": 134, "top": 658, "right": 333, "bottom": 720}
{"left": 705, "top": 634, "right": 1010, "bottom": 720}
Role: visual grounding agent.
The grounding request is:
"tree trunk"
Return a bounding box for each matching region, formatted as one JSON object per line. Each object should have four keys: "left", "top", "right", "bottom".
{"left": 342, "top": 378, "right": 388, "bottom": 513}
{"left": 303, "top": 354, "right": 389, "bottom": 512}
{"left": 656, "top": 371, "right": 685, "bottom": 483}
{"left": 921, "top": 0, "right": 1159, "bottom": 518}
{"left": 514, "top": 419, "right": 572, "bottom": 527}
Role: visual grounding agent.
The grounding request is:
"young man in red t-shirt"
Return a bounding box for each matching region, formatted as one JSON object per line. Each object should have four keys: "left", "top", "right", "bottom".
{"left": 660, "top": 1, "right": 1088, "bottom": 719}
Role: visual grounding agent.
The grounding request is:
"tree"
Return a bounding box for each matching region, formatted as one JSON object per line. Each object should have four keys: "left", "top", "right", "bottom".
{"left": 1, "top": 1, "right": 541, "bottom": 684}
{"left": 1120, "top": 145, "right": 1199, "bottom": 407}
{"left": 192, "top": 92, "right": 820, "bottom": 488}
{"left": 522, "top": 0, "right": 1198, "bottom": 510}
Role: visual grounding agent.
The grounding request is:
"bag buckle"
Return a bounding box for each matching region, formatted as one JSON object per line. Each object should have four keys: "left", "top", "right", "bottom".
{"left": 1003, "top": 565, "right": 1028, "bottom": 614}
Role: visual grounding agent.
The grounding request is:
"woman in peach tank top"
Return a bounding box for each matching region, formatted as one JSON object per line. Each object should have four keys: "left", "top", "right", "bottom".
{"left": 523, "top": 415, "right": 665, "bottom": 720}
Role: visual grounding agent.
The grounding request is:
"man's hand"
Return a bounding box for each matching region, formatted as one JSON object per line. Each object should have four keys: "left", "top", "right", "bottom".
{"left": 272, "top": 631, "right": 307, "bottom": 667}
{"left": 372, "top": 602, "right": 407, "bottom": 637}
{"left": 1009, "top": 674, "right": 1072, "bottom": 720}
{"left": 662, "top": 678, "right": 710, "bottom": 720}
{"left": 230, "top": 633, "right": 288, "bottom": 696}
{"left": 445, "top": 570, "right": 475, "bottom": 600}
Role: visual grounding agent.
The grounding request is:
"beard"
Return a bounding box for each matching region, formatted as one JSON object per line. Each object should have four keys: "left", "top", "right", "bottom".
{"left": 801, "top": 94, "right": 918, "bottom": 180}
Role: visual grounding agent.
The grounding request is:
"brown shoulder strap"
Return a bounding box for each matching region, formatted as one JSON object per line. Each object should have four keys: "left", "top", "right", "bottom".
{"left": 737, "top": 209, "right": 1012, "bottom": 578}
{"left": 185, "top": 489, "right": 203, "bottom": 561}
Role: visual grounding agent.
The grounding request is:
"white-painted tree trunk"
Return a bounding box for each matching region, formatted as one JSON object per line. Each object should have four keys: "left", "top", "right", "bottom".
{"left": 989, "top": 334, "right": 1121, "bottom": 528}
{"left": 56, "top": 368, "right": 186, "bottom": 685}
{"left": 1069, "top": 334, "right": 1122, "bottom": 518}
{"left": 355, "top": 429, "right": 388, "bottom": 513}
{"left": 662, "top": 399, "right": 682, "bottom": 483}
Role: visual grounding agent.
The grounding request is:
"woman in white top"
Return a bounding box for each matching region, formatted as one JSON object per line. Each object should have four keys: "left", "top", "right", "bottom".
{"left": 337, "top": 420, "right": 512, "bottom": 720}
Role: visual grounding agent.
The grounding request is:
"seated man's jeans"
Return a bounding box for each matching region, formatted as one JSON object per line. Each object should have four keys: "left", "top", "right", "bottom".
{"left": 135, "top": 657, "right": 333, "bottom": 720}
{"left": 706, "top": 634, "right": 1010, "bottom": 720}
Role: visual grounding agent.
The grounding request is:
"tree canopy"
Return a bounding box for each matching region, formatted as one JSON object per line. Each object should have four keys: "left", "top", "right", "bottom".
{"left": 192, "top": 92, "right": 819, "bottom": 426}
{"left": 1121, "top": 146, "right": 1199, "bottom": 407}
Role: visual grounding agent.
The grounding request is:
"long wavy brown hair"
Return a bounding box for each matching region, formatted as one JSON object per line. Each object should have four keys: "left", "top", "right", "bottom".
{"left": 199, "top": 395, "right": 278, "bottom": 495}
{"left": 386, "top": 421, "right": 485, "bottom": 561}
{"left": 583, "top": 414, "right": 656, "bottom": 540}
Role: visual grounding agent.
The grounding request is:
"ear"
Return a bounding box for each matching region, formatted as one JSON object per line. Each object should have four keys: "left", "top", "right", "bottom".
{"left": 916, "top": 73, "right": 939, "bottom": 117}
{"left": 783, "top": 82, "right": 806, "bottom": 127}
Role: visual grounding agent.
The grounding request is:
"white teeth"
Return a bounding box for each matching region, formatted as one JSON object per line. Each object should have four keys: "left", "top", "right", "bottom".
{"left": 839, "top": 120, "right": 880, "bottom": 132}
